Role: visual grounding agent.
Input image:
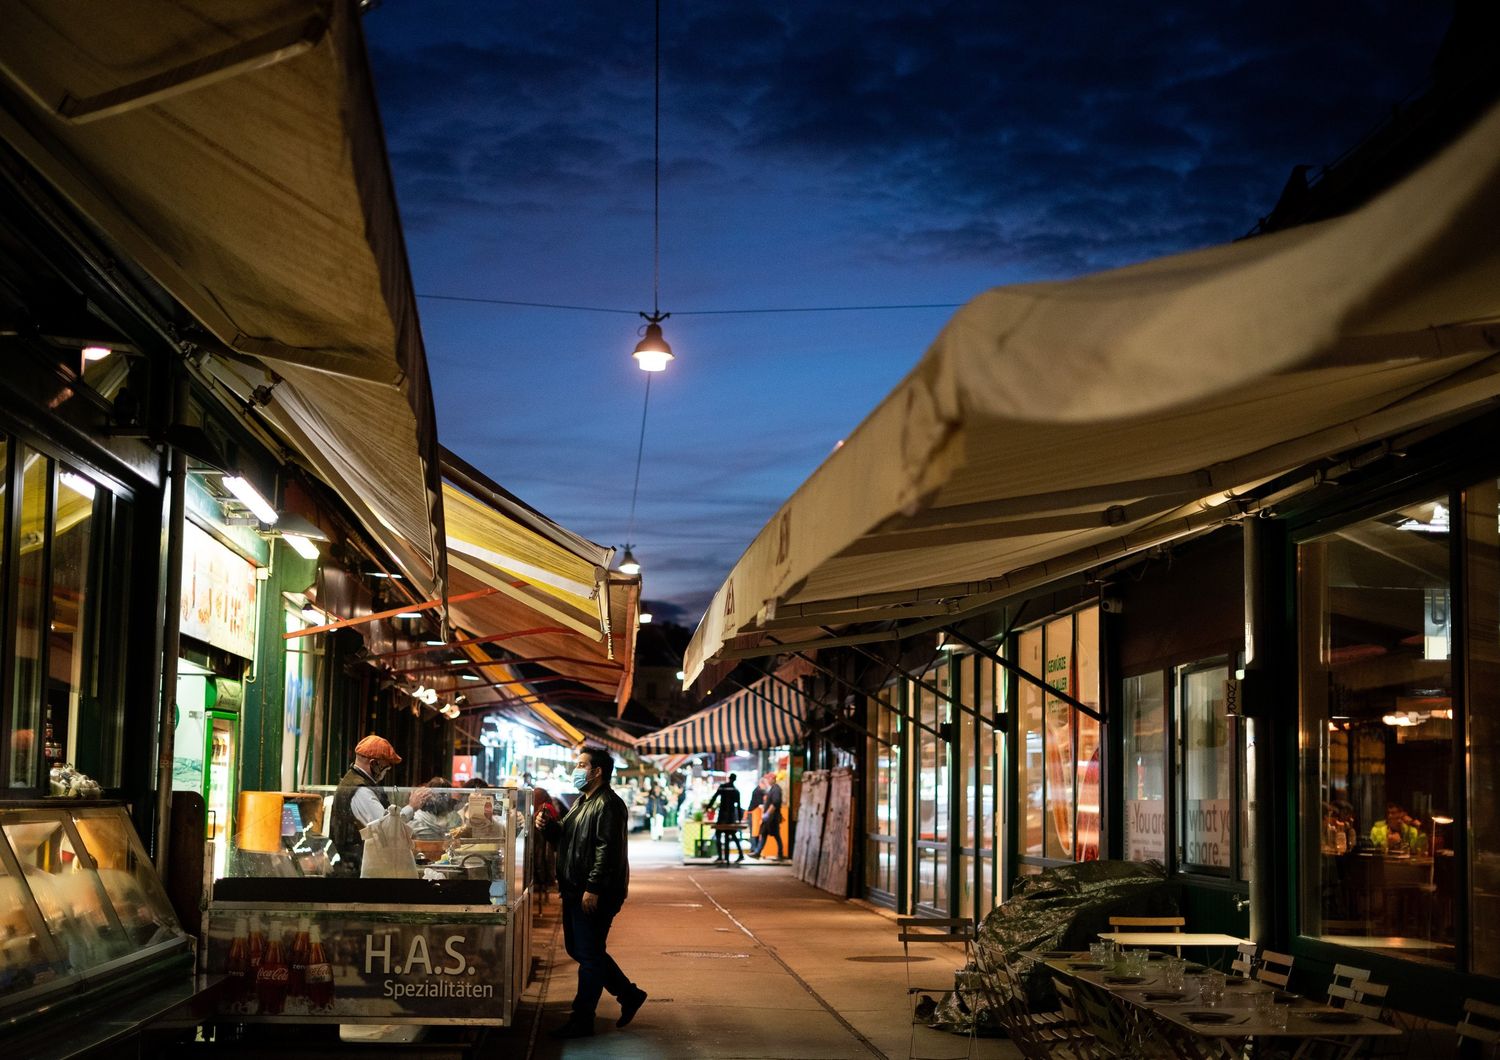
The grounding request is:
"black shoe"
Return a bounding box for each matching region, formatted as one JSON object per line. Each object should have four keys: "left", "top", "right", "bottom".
{"left": 735, "top": 855, "right": 745, "bottom": 862}
{"left": 549, "top": 1018, "right": 595, "bottom": 1039}
{"left": 617, "top": 987, "right": 648, "bottom": 1028}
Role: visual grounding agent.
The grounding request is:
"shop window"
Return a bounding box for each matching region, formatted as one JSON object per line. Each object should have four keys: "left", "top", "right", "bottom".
{"left": 1016, "top": 606, "right": 1102, "bottom": 866}
{"left": 11, "top": 445, "right": 51, "bottom": 789}
{"left": 282, "top": 606, "right": 326, "bottom": 791}
{"left": 1179, "top": 662, "right": 1233, "bottom": 873}
{"left": 1123, "top": 671, "right": 1167, "bottom": 862}
{"left": 977, "top": 659, "right": 999, "bottom": 915}
{"left": 864, "top": 689, "right": 900, "bottom": 898}
{"left": 3, "top": 439, "right": 127, "bottom": 791}
{"left": 1299, "top": 496, "right": 1456, "bottom": 966}
{"left": 913, "top": 667, "right": 950, "bottom": 911}
{"left": 1466, "top": 480, "right": 1500, "bottom": 975}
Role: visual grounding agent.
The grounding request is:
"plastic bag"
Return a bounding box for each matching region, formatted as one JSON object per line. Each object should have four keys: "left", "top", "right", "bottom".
{"left": 360, "top": 805, "right": 418, "bottom": 878}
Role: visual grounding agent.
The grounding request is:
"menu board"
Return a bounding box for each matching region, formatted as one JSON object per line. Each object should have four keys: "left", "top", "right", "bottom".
{"left": 181, "top": 520, "right": 258, "bottom": 659}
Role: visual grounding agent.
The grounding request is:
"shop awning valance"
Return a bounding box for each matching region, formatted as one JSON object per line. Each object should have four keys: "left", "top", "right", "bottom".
{"left": 0, "top": 0, "right": 446, "bottom": 597}
{"left": 684, "top": 100, "right": 1500, "bottom": 685}
{"left": 635, "top": 676, "right": 808, "bottom": 755}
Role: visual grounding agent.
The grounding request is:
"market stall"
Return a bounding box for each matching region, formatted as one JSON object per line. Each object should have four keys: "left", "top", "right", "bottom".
{"left": 200, "top": 785, "right": 532, "bottom": 1026}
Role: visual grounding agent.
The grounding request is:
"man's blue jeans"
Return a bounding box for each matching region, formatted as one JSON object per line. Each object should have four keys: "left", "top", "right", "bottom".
{"left": 561, "top": 892, "right": 634, "bottom": 1019}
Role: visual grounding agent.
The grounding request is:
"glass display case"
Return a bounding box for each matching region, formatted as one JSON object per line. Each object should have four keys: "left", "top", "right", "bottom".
{"left": 0, "top": 804, "right": 189, "bottom": 1014}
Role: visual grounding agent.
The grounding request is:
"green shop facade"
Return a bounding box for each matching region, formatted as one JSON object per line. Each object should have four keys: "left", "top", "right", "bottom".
{"left": 851, "top": 408, "right": 1500, "bottom": 1019}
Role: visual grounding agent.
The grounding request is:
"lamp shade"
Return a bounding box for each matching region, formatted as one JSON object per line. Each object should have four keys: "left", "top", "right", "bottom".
{"left": 619, "top": 547, "right": 642, "bottom": 575}
{"left": 632, "top": 322, "right": 674, "bottom": 372}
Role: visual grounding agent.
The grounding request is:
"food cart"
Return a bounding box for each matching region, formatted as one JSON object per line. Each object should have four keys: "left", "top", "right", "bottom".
{"left": 200, "top": 785, "right": 532, "bottom": 1027}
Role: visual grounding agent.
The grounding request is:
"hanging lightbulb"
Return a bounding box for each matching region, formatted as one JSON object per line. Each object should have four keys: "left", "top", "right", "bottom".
{"left": 619, "top": 547, "right": 642, "bottom": 575}
{"left": 632, "top": 315, "right": 673, "bottom": 372}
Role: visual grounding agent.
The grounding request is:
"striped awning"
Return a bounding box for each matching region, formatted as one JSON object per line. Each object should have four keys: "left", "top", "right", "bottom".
{"left": 634, "top": 675, "right": 808, "bottom": 755}
{"left": 650, "top": 754, "right": 694, "bottom": 774}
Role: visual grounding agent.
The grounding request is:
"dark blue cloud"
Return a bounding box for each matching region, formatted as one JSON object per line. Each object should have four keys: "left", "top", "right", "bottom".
{"left": 365, "top": 1, "right": 1455, "bottom": 618}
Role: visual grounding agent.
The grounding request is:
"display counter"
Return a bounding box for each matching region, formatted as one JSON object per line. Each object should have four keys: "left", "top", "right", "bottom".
{"left": 202, "top": 785, "right": 532, "bottom": 1026}
{"left": 0, "top": 802, "right": 192, "bottom": 1030}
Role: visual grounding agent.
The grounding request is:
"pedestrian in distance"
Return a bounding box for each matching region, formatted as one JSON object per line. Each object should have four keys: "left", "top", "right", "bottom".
{"left": 745, "top": 775, "right": 768, "bottom": 856}
{"left": 645, "top": 781, "right": 667, "bottom": 840}
{"left": 535, "top": 747, "right": 647, "bottom": 1039}
{"left": 706, "top": 774, "right": 744, "bottom": 863}
{"left": 760, "top": 774, "right": 786, "bottom": 860}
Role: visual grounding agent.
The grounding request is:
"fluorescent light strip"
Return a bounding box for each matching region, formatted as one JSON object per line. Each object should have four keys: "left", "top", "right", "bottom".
{"left": 222, "top": 474, "right": 278, "bottom": 525}
{"left": 282, "top": 533, "right": 320, "bottom": 560}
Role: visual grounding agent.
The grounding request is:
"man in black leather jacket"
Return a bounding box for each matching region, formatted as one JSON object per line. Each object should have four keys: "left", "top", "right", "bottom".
{"left": 535, "top": 747, "right": 647, "bottom": 1038}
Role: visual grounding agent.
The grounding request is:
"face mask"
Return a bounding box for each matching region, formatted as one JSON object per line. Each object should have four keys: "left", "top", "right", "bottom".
{"left": 571, "top": 767, "right": 591, "bottom": 791}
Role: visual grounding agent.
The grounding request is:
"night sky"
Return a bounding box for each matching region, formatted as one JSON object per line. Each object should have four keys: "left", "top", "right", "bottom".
{"left": 362, "top": 2, "right": 1452, "bottom": 623}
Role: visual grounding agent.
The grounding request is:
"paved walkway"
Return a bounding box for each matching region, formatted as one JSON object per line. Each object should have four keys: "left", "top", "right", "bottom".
{"left": 496, "top": 833, "right": 1020, "bottom": 1059}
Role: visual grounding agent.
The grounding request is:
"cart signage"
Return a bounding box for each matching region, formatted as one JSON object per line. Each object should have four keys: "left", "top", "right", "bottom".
{"left": 206, "top": 909, "right": 508, "bottom": 1022}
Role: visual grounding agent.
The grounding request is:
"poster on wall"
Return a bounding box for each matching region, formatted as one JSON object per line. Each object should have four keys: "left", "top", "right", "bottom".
{"left": 204, "top": 908, "right": 511, "bottom": 1024}
{"left": 181, "top": 520, "right": 258, "bottom": 658}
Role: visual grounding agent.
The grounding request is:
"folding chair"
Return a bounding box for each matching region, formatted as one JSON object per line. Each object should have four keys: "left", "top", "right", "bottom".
{"left": 1457, "top": 998, "right": 1500, "bottom": 1060}
{"left": 1254, "top": 949, "right": 1294, "bottom": 989}
{"left": 1106, "top": 915, "right": 1185, "bottom": 955}
{"left": 1289, "top": 971, "right": 1391, "bottom": 1060}
{"left": 898, "top": 917, "right": 977, "bottom": 1060}
{"left": 977, "top": 948, "right": 1092, "bottom": 1059}
{"left": 1231, "top": 941, "right": 1258, "bottom": 978}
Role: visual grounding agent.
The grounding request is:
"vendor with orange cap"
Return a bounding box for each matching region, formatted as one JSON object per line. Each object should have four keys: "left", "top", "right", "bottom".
{"left": 330, "top": 734, "right": 402, "bottom": 877}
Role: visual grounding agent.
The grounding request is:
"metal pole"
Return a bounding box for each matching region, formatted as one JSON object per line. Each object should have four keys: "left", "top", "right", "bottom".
{"left": 1243, "top": 518, "right": 1275, "bottom": 944}
{"left": 153, "top": 375, "right": 189, "bottom": 873}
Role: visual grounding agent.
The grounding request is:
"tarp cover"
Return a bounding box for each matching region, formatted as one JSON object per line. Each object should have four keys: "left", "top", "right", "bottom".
{"left": 932, "top": 860, "right": 1179, "bottom": 1034}
{"left": 685, "top": 100, "right": 1500, "bottom": 684}
{"left": 0, "top": 0, "right": 446, "bottom": 595}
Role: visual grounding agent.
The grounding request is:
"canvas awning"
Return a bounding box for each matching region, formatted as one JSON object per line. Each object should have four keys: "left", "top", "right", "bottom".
{"left": 0, "top": 0, "right": 446, "bottom": 596}
{"left": 635, "top": 675, "right": 809, "bottom": 754}
{"left": 685, "top": 100, "right": 1500, "bottom": 685}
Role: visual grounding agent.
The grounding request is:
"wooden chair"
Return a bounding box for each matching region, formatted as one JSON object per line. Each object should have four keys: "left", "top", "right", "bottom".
{"left": 1107, "top": 915, "right": 1185, "bottom": 957}
{"left": 1290, "top": 969, "right": 1394, "bottom": 1060}
{"left": 1457, "top": 998, "right": 1500, "bottom": 1059}
{"left": 1254, "top": 949, "right": 1294, "bottom": 989}
{"left": 897, "top": 917, "right": 976, "bottom": 1059}
{"left": 1230, "top": 941, "right": 1258, "bottom": 978}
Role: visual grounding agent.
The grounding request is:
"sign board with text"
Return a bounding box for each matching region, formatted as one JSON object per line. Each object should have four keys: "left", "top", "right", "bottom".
{"left": 204, "top": 899, "right": 529, "bottom": 1025}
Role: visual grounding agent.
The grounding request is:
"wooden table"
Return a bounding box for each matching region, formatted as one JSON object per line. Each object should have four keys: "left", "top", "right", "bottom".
{"left": 1032, "top": 952, "right": 1402, "bottom": 1047}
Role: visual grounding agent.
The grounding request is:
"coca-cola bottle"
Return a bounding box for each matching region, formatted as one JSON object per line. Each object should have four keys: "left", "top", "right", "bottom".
{"left": 257, "top": 936, "right": 289, "bottom": 1015}
{"left": 225, "top": 918, "right": 251, "bottom": 1009}
{"left": 305, "top": 926, "right": 334, "bottom": 1011}
{"left": 288, "top": 917, "right": 310, "bottom": 1002}
{"left": 248, "top": 916, "right": 265, "bottom": 985}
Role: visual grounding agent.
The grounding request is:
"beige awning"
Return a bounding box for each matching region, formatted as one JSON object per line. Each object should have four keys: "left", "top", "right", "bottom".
{"left": 685, "top": 100, "right": 1500, "bottom": 685}
{"left": 0, "top": 0, "right": 446, "bottom": 596}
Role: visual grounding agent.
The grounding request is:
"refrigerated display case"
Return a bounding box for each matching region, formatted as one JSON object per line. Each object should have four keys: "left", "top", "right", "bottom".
{"left": 0, "top": 803, "right": 192, "bottom": 1022}
{"left": 203, "top": 784, "right": 533, "bottom": 1025}
{"left": 171, "top": 666, "right": 240, "bottom": 882}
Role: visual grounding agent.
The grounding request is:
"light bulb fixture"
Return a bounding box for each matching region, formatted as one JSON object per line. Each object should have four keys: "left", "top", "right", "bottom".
{"left": 283, "top": 533, "right": 320, "bottom": 560}
{"left": 619, "top": 547, "right": 642, "bottom": 576}
{"left": 222, "top": 474, "right": 279, "bottom": 525}
{"left": 81, "top": 345, "right": 113, "bottom": 362}
{"left": 395, "top": 611, "right": 423, "bottom": 620}
{"left": 59, "top": 471, "right": 97, "bottom": 500}
{"left": 461, "top": 673, "right": 481, "bottom": 682}
{"left": 639, "top": 611, "right": 654, "bottom": 625}
{"left": 632, "top": 313, "right": 673, "bottom": 372}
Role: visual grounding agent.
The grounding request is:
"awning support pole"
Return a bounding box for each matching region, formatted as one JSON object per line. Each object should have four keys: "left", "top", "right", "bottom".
{"left": 763, "top": 640, "right": 944, "bottom": 742}
{"left": 285, "top": 588, "right": 496, "bottom": 639}
{"left": 740, "top": 668, "right": 889, "bottom": 749}
{"left": 828, "top": 631, "right": 1007, "bottom": 735}
{"left": 55, "top": 16, "right": 329, "bottom": 123}
{"left": 939, "top": 625, "right": 1104, "bottom": 723}
{"left": 153, "top": 378, "right": 190, "bottom": 872}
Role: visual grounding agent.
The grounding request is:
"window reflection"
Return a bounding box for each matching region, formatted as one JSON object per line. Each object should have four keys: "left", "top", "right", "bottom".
{"left": 12, "top": 448, "right": 50, "bottom": 788}
{"left": 1300, "top": 496, "right": 1456, "bottom": 966}
{"left": 1123, "top": 672, "right": 1166, "bottom": 862}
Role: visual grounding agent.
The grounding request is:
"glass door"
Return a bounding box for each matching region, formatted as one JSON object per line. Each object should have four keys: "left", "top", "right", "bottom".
{"left": 206, "top": 711, "right": 237, "bottom": 881}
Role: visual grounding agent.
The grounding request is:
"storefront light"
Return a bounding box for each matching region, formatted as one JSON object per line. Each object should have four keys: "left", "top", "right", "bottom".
{"left": 639, "top": 611, "right": 653, "bottom": 624}
{"left": 461, "top": 673, "right": 481, "bottom": 681}
{"left": 282, "top": 533, "right": 320, "bottom": 560}
{"left": 222, "top": 474, "right": 279, "bottom": 525}
{"left": 81, "top": 345, "right": 113, "bottom": 362}
{"left": 395, "top": 611, "right": 423, "bottom": 619}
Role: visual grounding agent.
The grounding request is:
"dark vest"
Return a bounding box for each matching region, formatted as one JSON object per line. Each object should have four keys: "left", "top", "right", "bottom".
{"left": 331, "top": 766, "right": 388, "bottom": 875}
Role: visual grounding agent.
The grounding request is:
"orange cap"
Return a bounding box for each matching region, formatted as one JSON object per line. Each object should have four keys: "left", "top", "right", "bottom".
{"left": 355, "top": 734, "right": 401, "bottom": 765}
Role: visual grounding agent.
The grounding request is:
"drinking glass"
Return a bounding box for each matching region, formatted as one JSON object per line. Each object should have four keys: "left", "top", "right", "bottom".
{"left": 1163, "top": 959, "right": 1186, "bottom": 991}
{"left": 1200, "top": 974, "right": 1225, "bottom": 1007}
{"left": 1253, "top": 991, "right": 1276, "bottom": 1021}
{"left": 1128, "top": 949, "right": 1150, "bottom": 976}
{"left": 1089, "top": 942, "right": 1109, "bottom": 963}
{"left": 1269, "top": 1003, "right": 1290, "bottom": 1030}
